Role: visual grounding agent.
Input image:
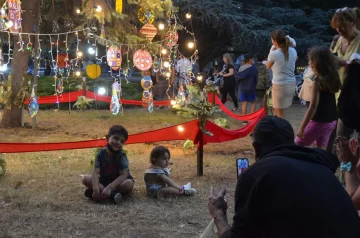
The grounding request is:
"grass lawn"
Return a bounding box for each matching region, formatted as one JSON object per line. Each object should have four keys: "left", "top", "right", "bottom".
{"left": 0, "top": 104, "right": 306, "bottom": 237}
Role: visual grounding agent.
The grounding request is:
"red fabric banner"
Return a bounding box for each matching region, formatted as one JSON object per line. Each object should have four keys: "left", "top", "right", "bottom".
{"left": 0, "top": 110, "right": 265, "bottom": 153}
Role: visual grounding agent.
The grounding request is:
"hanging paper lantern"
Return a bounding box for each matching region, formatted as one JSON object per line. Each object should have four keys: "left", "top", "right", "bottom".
{"left": 107, "top": 46, "right": 122, "bottom": 71}
{"left": 28, "top": 87, "right": 39, "bottom": 117}
{"left": 110, "top": 88, "right": 121, "bottom": 115}
{"left": 137, "top": 8, "right": 155, "bottom": 24}
{"left": 139, "top": 24, "right": 157, "bottom": 42}
{"left": 8, "top": 0, "right": 21, "bottom": 33}
{"left": 86, "top": 64, "right": 101, "bottom": 79}
{"left": 165, "top": 31, "right": 179, "bottom": 47}
{"left": 116, "top": 0, "right": 122, "bottom": 13}
{"left": 142, "top": 90, "right": 153, "bottom": 109}
{"left": 57, "top": 53, "right": 68, "bottom": 69}
{"left": 133, "top": 49, "right": 153, "bottom": 71}
{"left": 141, "top": 76, "right": 153, "bottom": 90}
{"left": 56, "top": 77, "right": 64, "bottom": 94}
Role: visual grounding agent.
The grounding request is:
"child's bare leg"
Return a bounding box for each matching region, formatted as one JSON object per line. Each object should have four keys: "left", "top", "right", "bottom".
{"left": 250, "top": 101, "right": 256, "bottom": 113}
{"left": 81, "top": 175, "right": 105, "bottom": 191}
{"left": 158, "top": 187, "right": 183, "bottom": 197}
{"left": 115, "top": 179, "right": 134, "bottom": 195}
{"left": 241, "top": 102, "right": 247, "bottom": 116}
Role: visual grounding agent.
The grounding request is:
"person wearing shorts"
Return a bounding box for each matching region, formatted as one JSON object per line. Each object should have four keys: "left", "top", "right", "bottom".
{"left": 236, "top": 54, "right": 258, "bottom": 116}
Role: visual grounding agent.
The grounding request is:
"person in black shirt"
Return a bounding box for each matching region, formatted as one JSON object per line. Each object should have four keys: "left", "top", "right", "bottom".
{"left": 219, "top": 53, "right": 239, "bottom": 111}
{"left": 208, "top": 116, "right": 360, "bottom": 238}
{"left": 295, "top": 46, "right": 341, "bottom": 149}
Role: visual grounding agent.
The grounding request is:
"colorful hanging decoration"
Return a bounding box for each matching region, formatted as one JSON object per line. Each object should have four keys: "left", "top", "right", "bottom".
{"left": 165, "top": 31, "right": 179, "bottom": 48}
{"left": 56, "top": 77, "right": 64, "bottom": 94}
{"left": 8, "top": 0, "right": 21, "bottom": 33}
{"left": 116, "top": 0, "right": 122, "bottom": 13}
{"left": 27, "top": 86, "right": 39, "bottom": 117}
{"left": 56, "top": 53, "right": 68, "bottom": 69}
{"left": 139, "top": 23, "right": 157, "bottom": 42}
{"left": 137, "top": 8, "right": 155, "bottom": 24}
{"left": 133, "top": 49, "right": 152, "bottom": 71}
{"left": 141, "top": 76, "right": 153, "bottom": 112}
{"left": 110, "top": 87, "right": 120, "bottom": 115}
{"left": 107, "top": 46, "right": 122, "bottom": 71}
{"left": 86, "top": 64, "right": 101, "bottom": 79}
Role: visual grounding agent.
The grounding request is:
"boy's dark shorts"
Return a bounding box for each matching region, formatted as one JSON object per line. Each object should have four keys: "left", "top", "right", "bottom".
{"left": 99, "top": 174, "right": 134, "bottom": 187}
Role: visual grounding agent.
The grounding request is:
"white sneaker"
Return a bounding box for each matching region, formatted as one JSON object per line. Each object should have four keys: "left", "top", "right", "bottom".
{"left": 113, "top": 193, "right": 122, "bottom": 204}
{"left": 184, "top": 188, "right": 196, "bottom": 196}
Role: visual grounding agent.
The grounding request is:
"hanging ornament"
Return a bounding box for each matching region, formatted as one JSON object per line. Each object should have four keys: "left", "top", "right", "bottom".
{"left": 137, "top": 8, "right": 155, "bottom": 24}
{"left": 56, "top": 77, "right": 64, "bottom": 94}
{"left": 8, "top": 0, "right": 21, "bottom": 33}
{"left": 57, "top": 53, "right": 68, "bottom": 69}
{"left": 165, "top": 31, "right": 179, "bottom": 48}
{"left": 52, "top": 21, "right": 60, "bottom": 33}
{"left": 148, "top": 101, "right": 154, "bottom": 113}
{"left": 139, "top": 23, "right": 157, "bottom": 42}
{"left": 141, "top": 76, "right": 153, "bottom": 90}
{"left": 100, "top": 25, "right": 105, "bottom": 38}
{"left": 133, "top": 49, "right": 153, "bottom": 71}
{"left": 110, "top": 87, "right": 120, "bottom": 115}
{"left": 64, "top": 19, "right": 74, "bottom": 30}
{"left": 116, "top": 0, "right": 122, "bottom": 13}
{"left": 28, "top": 86, "right": 39, "bottom": 117}
{"left": 141, "top": 76, "right": 153, "bottom": 112}
{"left": 86, "top": 64, "right": 101, "bottom": 79}
{"left": 107, "top": 46, "right": 122, "bottom": 71}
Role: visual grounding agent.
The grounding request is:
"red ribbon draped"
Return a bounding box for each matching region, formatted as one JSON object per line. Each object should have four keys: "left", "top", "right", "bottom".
{"left": 0, "top": 109, "right": 265, "bottom": 153}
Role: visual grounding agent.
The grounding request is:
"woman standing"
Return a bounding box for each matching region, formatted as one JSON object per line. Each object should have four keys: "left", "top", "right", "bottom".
{"left": 266, "top": 30, "right": 297, "bottom": 118}
{"left": 331, "top": 7, "right": 360, "bottom": 139}
{"left": 219, "top": 53, "right": 238, "bottom": 111}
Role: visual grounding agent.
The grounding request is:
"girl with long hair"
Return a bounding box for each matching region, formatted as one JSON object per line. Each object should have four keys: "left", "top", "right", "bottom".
{"left": 295, "top": 46, "right": 341, "bottom": 149}
{"left": 266, "top": 29, "right": 297, "bottom": 118}
{"left": 218, "top": 53, "right": 239, "bottom": 111}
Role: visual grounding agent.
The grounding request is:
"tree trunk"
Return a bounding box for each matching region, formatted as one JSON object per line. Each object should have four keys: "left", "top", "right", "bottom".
{"left": 0, "top": 0, "right": 41, "bottom": 127}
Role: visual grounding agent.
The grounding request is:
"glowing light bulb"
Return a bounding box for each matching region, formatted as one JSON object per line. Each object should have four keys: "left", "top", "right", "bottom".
{"left": 188, "top": 42, "right": 195, "bottom": 49}
{"left": 88, "top": 47, "right": 95, "bottom": 55}
{"left": 76, "top": 9, "right": 81, "bottom": 14}
{"left": 159, "top": 23, "right": 165, "bottom": 30}
{"left": 171, "top": 100, "right": 176, "bottom": 106}
{"left": 197, "top": 75, "right": 203, "bottom": 81}
{"left": 0, "top": 8, "right": 5, "bottom": 15}
{"left": 163, "top": 61, "right": 170, "bottom": 68}
{"left": 77, "top": 51, "right": 83, "bottom": 57}
{"left": 95, "top": 5, "right": 102, "bottom": 12}
{"left": 75, "top": 71, "right": 81, "bottom": 77}
{"left": 5, "top": 20, "right": 13, "bottom": 29}
{"left": 186, "top": 13, "right": 192, "bottom": 19}
{"left": 165, "top": 72, "right": 171, "bottom": 78}
{"left": 161, "top": 49, "right": 167, "bottom": 55}
{"left": 98, "top": 87, "right": 106, "bottom": 95}
{"left": 178, "top": 126, "right": 184, "bottom": 132}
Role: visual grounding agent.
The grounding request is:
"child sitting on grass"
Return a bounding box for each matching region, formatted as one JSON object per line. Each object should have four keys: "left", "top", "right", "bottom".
{"left": 144, "top": 145, "right": 196, "bottom": 198}
{"left": 81, "top": 125, "right": 134, "bottom": 204}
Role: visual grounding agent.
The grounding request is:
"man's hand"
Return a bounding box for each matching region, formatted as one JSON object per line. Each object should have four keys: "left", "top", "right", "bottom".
{"left": 92, "top": 189, "right": 101, "bottom": 202}
{"left": 335, "top": 137, "right": 359, "bottom": 164}
{"left": 101, "top": 186, "right": 112, "bottom": 200}
{"left": 208, "top": 187, "right": 228, "bottom": 218}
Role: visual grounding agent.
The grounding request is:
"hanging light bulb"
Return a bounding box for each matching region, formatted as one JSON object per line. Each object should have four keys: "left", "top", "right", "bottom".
{"left": 76, "top": 9, "right": 81, "bottom": 14}
{"left": 171, "top": 100, "right": 176, "bottom": 106}
{"left": 158, "top": 23, "right": 165, "bottom": 30}
{"left": 95, "top": 5, "right": 102, "bottom": 12}
{"left": 77, "top": 51, "right": 83, "bottom": 57}
{"left": 197, "top": 75, "right": 203, "bottom": 81}
{"left": 188, "top": 42, "right": 195, "bottom": 49}
{"left": 163, "top": 61, "right": 170, "bottom": 68}
{"left": 177, "top": 125, "right": 184, "bottom": 132}
{"left": 5, "top": 20, "right": 13, "bottom": 29}
{"left": 161, "top": 49, "right": 167, "bottom": 55}
{"left": 75, "top": 70, "right": 81, "bottom": 77}
{"left": 186, "top": 13, "right": 192, "bottom": 19}
{"left": 165, "top": 72, "right": 171, "bottom": 78}
{"left": 88, "top": 47, "right": 95, "bottom": 55}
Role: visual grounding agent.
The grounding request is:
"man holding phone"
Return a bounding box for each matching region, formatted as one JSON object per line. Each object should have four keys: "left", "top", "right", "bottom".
{"left": 207, "top": 116, "right": 360, "bottom": 238}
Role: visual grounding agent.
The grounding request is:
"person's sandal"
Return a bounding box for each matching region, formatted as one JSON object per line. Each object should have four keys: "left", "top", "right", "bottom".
{"left": 110, "top": 191, "right": 122, "bottom": 204}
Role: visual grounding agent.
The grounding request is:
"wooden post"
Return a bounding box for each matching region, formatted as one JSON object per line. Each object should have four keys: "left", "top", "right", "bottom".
{"left": 197, "top": 130, "right": 204, "bottom": 176}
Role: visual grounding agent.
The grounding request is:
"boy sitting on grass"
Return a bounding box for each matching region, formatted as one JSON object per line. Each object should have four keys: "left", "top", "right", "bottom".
{"left": 81, "top": 125, "right": 134, "bottom": 204}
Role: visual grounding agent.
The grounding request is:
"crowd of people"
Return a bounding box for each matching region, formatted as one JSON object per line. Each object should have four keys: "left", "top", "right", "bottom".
{"left": 78, "top": 6, "right": 360, "bottom": 238}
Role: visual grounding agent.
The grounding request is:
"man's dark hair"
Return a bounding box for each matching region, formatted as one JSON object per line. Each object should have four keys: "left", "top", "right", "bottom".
{"left": 108, "top": 125, "right": 128, "bottom": 141}
{"left": 252, "top": 116, "right": 294, "bottom": 147}
{"left": 150, "top": 145, "right": 170, "bottom": 163}
{"left": 244, "top": 54, "right": 254, "bottom": 63}
{"left": 256, "top": 54, "right": 265, "bottom": 62}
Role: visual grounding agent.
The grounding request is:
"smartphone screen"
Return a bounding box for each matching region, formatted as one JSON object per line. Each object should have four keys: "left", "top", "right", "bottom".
{"left": 237, "top": 158, "right": 249, "bottom": 178}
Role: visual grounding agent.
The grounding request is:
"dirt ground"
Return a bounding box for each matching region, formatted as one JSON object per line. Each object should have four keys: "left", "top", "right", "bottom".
{"left": 0, "top": 104, "right": 306, "bottom": 238}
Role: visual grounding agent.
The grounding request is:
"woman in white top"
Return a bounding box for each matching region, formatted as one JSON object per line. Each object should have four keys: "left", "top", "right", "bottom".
{"left": 266, "top": 29, "right": 297, "bottom": 118}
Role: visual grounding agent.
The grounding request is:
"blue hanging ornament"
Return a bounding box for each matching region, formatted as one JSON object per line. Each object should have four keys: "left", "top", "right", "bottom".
{"left": 56, "top": 77, "right": 64, "bottom": 94}
{"left": 110, "top": 87, "right": 120, "bottom": 115}
{"left": 148, "top": 101, "right": 154, "bottom": 113}
{"left": 28, "top": 86, "right": 39, "bottom": 117}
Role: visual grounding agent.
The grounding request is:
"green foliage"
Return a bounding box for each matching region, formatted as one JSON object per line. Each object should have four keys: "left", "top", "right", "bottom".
{"left": 73, "top": 96, "right": 94, "bottom": 110}
{"left": 183, "top": 139, "right": 195, "bottom": 153}
{"left": 0, "top": 154, "right": 6, "bottom": 178}
{"left": 213, "top": 118, "right": 228, "bottom": 128}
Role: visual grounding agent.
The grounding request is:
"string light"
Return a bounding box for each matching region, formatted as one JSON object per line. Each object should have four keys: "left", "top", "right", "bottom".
{"left": 165, "top": 72, "right": 171, "bottom": 78}
{"left": 178, "top": 126, "right": 184, "bottom": 132}
{"left": 88, "top": 47, "right": 95, "bottom": 55}
{"left": 75, "top": 71, "right": 81, "bottom": 77}
{"left": 171, "top": 100, "right": 176, "bottom": 106}
{"left": 163, "top": 61, "right": 170, "bottom": 68}
{"left": 186, "top": 13, "right": 192, "bottom": 19}
{"left": 161, "top": 49, "right": 167, "bottom": 55}
{"left": 77, "top": 51, "right": 83, "bottom": 57}
{"left": 188, "top": 42, "right": 195, "bottom": 49}
{"left": 76, "top": 9, "right": 81, "bottom": 14}
{"left": 197, "top": 75, "right": 203, "bottom": 81}
{"left": 158, "top": 23, "right": 165, "bottom": 30}
{"left": 95, "top": 5, "right": 102, "bottom": 13}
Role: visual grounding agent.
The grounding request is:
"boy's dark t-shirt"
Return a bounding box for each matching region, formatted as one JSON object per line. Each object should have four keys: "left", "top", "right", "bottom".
{"left": 95, "top": 148, "right": 129, "bottom": 184}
